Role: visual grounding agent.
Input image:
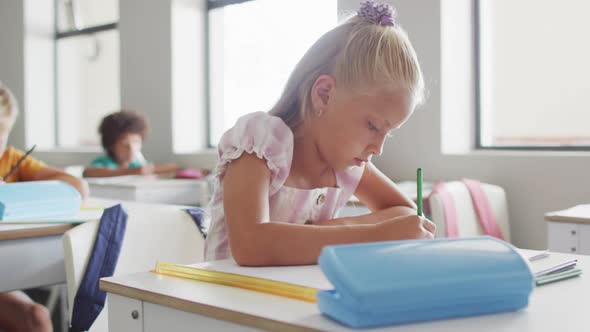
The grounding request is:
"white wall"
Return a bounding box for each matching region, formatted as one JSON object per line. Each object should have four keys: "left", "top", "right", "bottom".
{"left": 0, "top": 0, "right": 26, "bottom": 149}
{"left": 119, "top": 0, "right": 174, "bottom": 161}
{"left": 119, "top": 0, "right": 209, "bottom": 162}
{"left": 57, "top": 30, "right": 120, "bottom": 147}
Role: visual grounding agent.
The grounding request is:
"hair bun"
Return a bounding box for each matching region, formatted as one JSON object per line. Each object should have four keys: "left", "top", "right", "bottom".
{"left": 357, "top": 0, "right": 396, "bottom": 26}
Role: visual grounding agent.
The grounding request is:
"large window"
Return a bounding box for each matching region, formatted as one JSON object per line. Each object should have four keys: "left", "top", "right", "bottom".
{"left": 207, "top": 0, "right": 337, "bottom": 146}
{"left": 55, "top": 0, "right": 120, "bottom": 148}
{"left": 477, "top": 0, "right": 590, "bottom": 150}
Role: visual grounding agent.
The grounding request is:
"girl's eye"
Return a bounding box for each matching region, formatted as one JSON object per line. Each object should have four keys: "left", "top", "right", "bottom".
{"left": 368, "top": 122, "right": 379, "bottom": 132}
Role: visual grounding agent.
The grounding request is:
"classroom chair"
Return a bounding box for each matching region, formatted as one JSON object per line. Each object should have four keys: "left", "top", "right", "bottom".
{"left": 427, "top": 179, "right": 511, "bottom": 242}
{"left": 63, "top": 201, "right": 206, "bottom": 332}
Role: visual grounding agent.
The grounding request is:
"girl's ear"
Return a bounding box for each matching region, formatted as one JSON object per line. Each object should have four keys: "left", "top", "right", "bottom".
{"left": 311, "top": 75, "right": 336, "bottom": 113}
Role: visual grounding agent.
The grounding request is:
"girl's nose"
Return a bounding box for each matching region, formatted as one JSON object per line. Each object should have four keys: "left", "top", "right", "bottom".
{"left": 368, "top": 136, "right": 386, "bottom": 157}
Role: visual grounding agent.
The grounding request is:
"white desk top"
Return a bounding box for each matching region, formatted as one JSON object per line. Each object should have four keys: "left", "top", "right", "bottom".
{"left": 101, "top": 249, "right": 589, "bottom": 332}
{"left": 86, "top": 176, "right": 210, "bottom": 206}
{"left": 0, "top": 197, "right": 115, "bottom": 240}
{"left": 85, "top": 175, "right": 207, "bottom": 188}
{"left": 0, "top": 197, "right": 197, "bottom": 240}
{"left": 0, "top": 197, "right": 152, "bottom": 240}
{"left": 0, "top": 223, "right": 75, "bottom": 240}
{"left": 545, "top": 204, "right": 590, "bottom": 224}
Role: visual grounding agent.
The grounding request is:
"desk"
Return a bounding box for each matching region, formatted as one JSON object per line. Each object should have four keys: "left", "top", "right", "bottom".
{"left": 0, "top": 223, "right": 75, "bottom": 292}
{"left": 0, "top": 196, "right": 201, "bottom": 293}
{"left": 546, "top": 204, "right": 590, "bottom": 255}
{"left": 0, "top": 197, "right": 121, "bottom": 292}
{"left": 0, "top": 223, "right": 76, "bottom": 332}
{"left": 86, "top": 176, "right": 210, "bottom": 207}
{"left": 100, "top": 249, "right": 588, "bottom": 332}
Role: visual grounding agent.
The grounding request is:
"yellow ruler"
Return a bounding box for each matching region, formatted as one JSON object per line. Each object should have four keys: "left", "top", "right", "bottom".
{"left": 153, "top": 262, "right": 318, "bottom": 303}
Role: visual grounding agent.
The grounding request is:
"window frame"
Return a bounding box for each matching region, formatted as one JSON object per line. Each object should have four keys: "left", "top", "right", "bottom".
{"left": 205, "top": 0, "right": 256, "bottom": 147}
{"left": 474, "top": 0, "right": 590, "bottom": 152}
{"left": 53, "top": 0, "right": 119, "bottom": 148}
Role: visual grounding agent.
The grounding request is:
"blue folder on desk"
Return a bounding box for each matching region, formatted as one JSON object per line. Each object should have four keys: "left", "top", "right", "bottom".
{"left": 317, "top": 236, "right": 534, "bottom": 328}
{"left": 0, "top": 181, "right": 81, "bottom": 221}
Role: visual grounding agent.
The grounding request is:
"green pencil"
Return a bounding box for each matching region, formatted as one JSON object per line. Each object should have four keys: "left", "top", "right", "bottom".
{"left": 417, "top": 168, "right": 423, "bottom": 216}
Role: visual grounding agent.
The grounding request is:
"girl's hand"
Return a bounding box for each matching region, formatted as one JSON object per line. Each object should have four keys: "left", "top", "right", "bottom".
{"left": 373, "top": 215, "right": 435, "bottom": 241}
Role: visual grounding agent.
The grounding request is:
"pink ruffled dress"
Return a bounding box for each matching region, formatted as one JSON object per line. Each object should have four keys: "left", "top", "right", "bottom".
{"left": 204, "top": 112, "right": 364, "bottom": 261}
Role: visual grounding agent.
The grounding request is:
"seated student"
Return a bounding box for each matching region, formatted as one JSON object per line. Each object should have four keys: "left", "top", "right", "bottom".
{"left": 1, "top": 82, "right": 89, "bottom": 332}
{"left": 83, "top": 110, "right": 177, "bottom": 177}
{"left": 0, "top": 83, "right": 89, "bottom": 195}
{"left": 205, "top": 1, "right": 434, "bottom": 266}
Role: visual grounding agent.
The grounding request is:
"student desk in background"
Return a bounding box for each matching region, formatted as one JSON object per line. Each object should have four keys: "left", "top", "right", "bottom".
{"left": 100, "top": 249, "right": 587, "bottom": 332}
{"left": 86, "top": 176, "right": 210, "bottom": 207}
{"left": 0, "top": 223, "right": 76, "bottom": 332}
{"left": 546, "top": 204, "right": 590, "bottom": 255}
{"left": 0, "top": 223, "right": 76, "bottom": 292}
{"left": 0, "top": 196, "right": 197, "bottom": 292}
{"left": 0, "top": 197, "right": 116, "bottom": 292}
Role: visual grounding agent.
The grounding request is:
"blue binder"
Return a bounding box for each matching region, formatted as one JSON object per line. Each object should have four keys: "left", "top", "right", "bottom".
{"left": 317, "top": 236, "right": 534, "bottom": 328}
{"left": 0, "top": 181, "right": 81, "bottom": 221}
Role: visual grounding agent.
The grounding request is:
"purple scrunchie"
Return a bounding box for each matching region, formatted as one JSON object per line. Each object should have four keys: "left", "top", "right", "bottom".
{"left": 357, "top": 0, "right": 397, "bottom": 26}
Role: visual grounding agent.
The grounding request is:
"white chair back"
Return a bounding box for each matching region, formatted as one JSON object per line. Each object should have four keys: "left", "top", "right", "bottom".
{"left": 428, "top": 181, "right": 511, "bottom": 242}
{"left": 63, "top": 201, "right": 205, "bottom": 331}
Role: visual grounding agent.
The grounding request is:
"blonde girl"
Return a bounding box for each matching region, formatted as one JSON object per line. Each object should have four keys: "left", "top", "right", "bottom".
{"left": 205, "top": 1, "right": 434, "bottom": 266}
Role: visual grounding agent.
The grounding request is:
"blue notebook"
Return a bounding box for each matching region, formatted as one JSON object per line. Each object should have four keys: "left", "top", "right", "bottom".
{"left": 0, "top": 181, "right": 81, "bottom": 221}
{"left": 317, "top": 236, "right": 534, "bottom": 328}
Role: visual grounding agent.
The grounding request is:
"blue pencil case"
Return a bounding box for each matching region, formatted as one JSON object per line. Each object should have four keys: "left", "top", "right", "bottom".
{"left": 317, "top": 236, "right": 534, "bottom": 328}
{"left": 0, "top": 180, "right": 81, "bottom": 221}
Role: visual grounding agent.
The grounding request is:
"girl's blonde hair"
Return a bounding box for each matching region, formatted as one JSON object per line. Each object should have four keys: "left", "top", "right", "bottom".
{"left": 269, "top": 14, "right": 424, "bottom": 129}
{"left": 0, "top": 82, "right": 18, "bottom": 135}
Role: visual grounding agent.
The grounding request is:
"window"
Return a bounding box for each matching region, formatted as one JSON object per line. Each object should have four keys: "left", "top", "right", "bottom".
{"left": 207, "top": 0, "right": 337, "bottom": 146}
{"left": 55, "top": 0, "right": 120, "bottom": 148}
{"left": 477, "top": 0, "right": 590, "bottom": 150}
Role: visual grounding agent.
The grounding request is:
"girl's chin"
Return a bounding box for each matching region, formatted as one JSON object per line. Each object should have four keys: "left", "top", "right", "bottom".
{"left": 334, "top": 162, "right": 361, "bottom": 172}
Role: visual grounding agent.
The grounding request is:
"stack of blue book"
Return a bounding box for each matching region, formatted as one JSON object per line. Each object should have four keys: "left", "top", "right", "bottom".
{"left": 318, "top": 236, "right": 534, "bottom": 328}
{"left": 0, "top": 181, "right": 81, "bottom": 221}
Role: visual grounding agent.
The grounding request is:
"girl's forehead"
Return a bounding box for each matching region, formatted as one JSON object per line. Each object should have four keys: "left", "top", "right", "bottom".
{"left": 339, "top": 86, "right": 411, "bottom": 104}
{"left": 341, "top": 89, "right": 413, "bottom": 121}
{"left": 366, "top": 88, "right": 411, "bottom": 104}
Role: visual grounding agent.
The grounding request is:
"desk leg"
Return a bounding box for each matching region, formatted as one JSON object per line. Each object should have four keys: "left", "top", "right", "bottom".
{"left": 60, "top": 285, "right": 69, "bottom": 332}
{"left": 108, "top": 294, "right": 143, "bottom": 332}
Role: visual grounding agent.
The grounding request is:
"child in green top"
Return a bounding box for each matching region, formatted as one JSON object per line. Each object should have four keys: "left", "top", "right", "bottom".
{"left": 83, "top": 110, "right": 177, "bottom": 177}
